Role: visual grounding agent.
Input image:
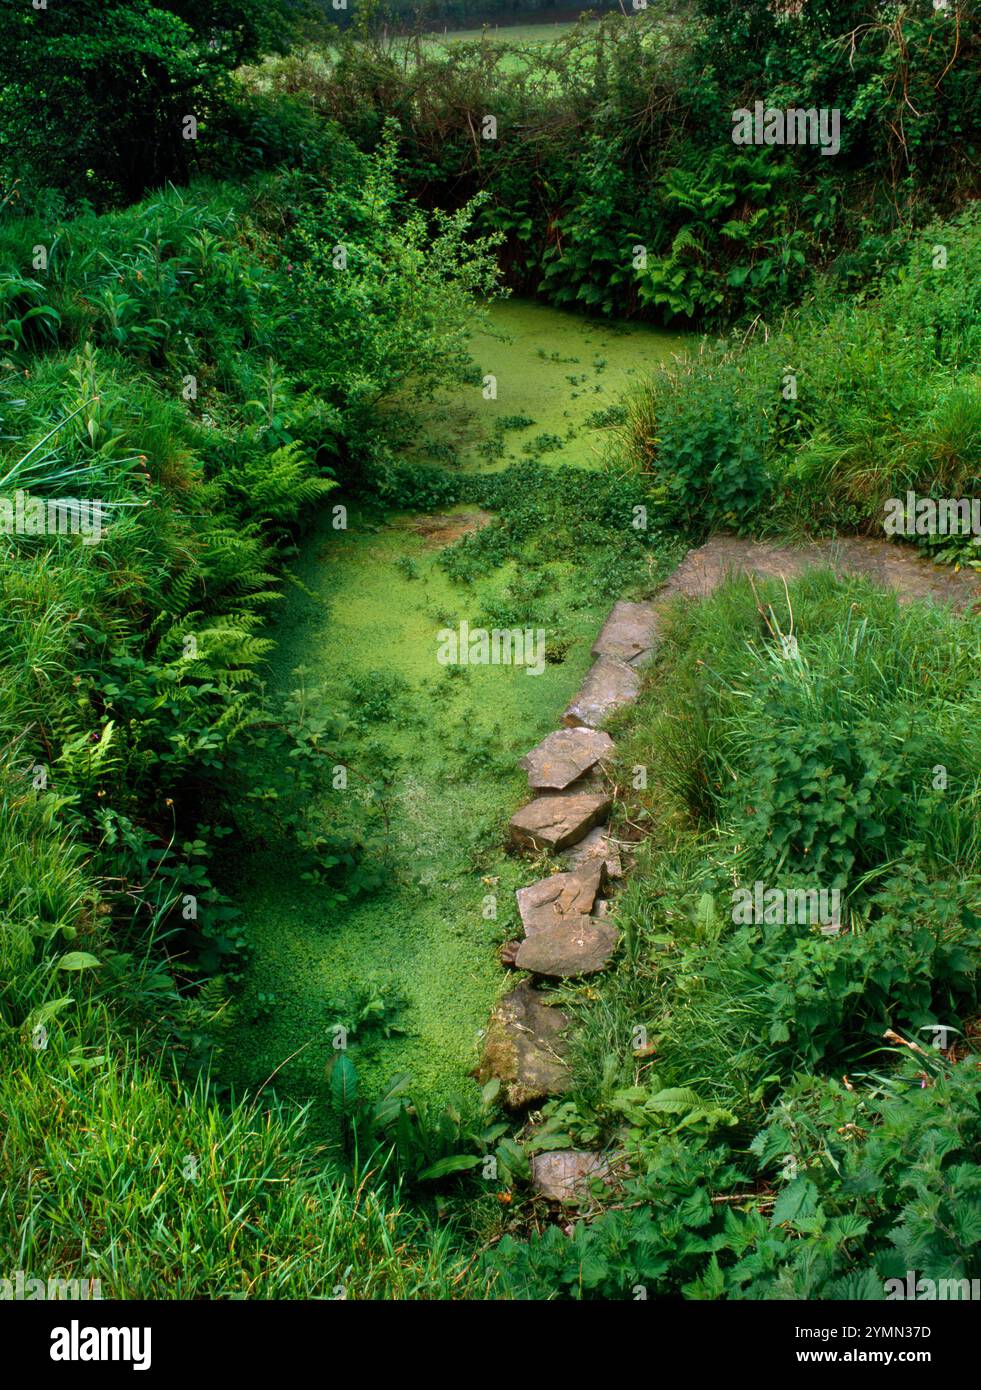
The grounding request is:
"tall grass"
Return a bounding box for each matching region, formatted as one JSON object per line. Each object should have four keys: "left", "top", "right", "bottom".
{"left": 572, "top": 569, "right": 981, "bottom": 1114}
{"left": 621, "top": 203, "right": 981, "bottom": 552}
{"left": 0, "top": 1034, "right": 489, "bottom": 1298}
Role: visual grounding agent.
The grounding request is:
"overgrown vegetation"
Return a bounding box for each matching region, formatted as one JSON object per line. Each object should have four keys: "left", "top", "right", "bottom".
{"left": 622, "top": 203, "right": 981, "bottom": 558}
{"left": 248, "top": 1, "right": 979, "bottom": 326}
{"left": 1, "top": 0, "right": 977, "bottom": 1301}
{"left": 487, "top": 573, "right": 980, "bottom": 1297}
{"left": 0, "top": 110, "right": 505, "bottom": 1292}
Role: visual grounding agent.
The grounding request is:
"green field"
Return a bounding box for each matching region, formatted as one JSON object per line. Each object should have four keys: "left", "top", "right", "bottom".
{"left": 431, "top": 21, "right": 579, "bottom": 44}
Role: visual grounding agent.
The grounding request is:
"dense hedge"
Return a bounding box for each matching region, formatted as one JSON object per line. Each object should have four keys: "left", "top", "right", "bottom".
{"left": 250, "top": 2, "right": 980, "bottom": 326}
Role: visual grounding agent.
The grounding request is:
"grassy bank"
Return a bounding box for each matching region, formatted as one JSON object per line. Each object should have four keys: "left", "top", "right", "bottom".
{"left": 620, "top": 203, "right": 981, "bottom": 560}
{"left": 487, "top": 569, "right": 980, "bottom": 1298}
{"left": 0, "top": 125, "right": 509, "bottom": 1292}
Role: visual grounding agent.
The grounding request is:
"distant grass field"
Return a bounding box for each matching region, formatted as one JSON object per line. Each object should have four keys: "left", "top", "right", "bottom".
{"left": 430, "top": 22, "right": 579, "bottom": 44}
{"left": 407, "top": 23, "right": 581, "bottom": 76}
{"left": 238, "top": 16, "right": 626, "bottom": 90}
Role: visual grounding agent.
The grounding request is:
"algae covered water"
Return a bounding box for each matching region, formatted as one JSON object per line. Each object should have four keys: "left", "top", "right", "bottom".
{"left": 218, "top": 300, "right": 685, "bottom": 1116}
{"left": 404, "top": 299, "right": 686, "bottom": 473}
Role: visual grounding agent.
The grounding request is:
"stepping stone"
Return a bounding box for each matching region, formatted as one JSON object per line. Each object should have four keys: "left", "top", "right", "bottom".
{"left": 514, "top": 915, "right": 619, "bottom": 977}
{"left": 519, "top": 727, "right": 614, "bottom": 791}
{"left": 474, "top": 984, "right": 571, "bottom": 1110}
{"left": 592, "top": 600, "right": 660, "bottom": 667}
{"left": 563, "top": 825, "right": 623, "bottom": 879}
{"left": 562, "top": 655, "right": 640, "bottom": 729}
{"left": 516, "top": 860, "right": 605, "bottom": 936}
{"left": 531, "top": 1150, "right": 612, "bottom": 1203}
{"left": 509, "top": 788, "right": 611, "bottom": 852}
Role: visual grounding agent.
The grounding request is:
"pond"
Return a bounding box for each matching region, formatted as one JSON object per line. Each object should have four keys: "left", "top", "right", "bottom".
{"left": 217, "top": 300, "right": 685, "bottom": 1122}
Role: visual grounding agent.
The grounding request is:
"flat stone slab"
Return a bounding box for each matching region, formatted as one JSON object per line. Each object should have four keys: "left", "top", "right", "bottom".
{"left": 519, "top": 727, "right": 614, "bottom": 791}
{"left": 562, "top": 655, "right": 641, "bottom": 729}
{"left": 531, "top": 1150, "right": 612, "bottom": 1203}
{"left": 514, "top": 915, "right": 619, "bottom": 977}
{"left": 474, "top": 984, "right": 570, "bottom": 1110}
{"left": 592, "top": 600, "right": 660, "bottom": 667}
{"left": 563, "top": 825, "right": 623, "bottom": 879}
{"left": 516, "top": 860, "right": 605, "bottom": 936}
{"left": 509, "top": 789, "right": 611, "bottom": 852}
{"left": 663, "top": 535, "right": 981, "bottom": 610}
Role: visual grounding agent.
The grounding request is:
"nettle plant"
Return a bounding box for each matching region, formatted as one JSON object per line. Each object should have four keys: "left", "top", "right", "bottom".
{"left": 748, "top": 855, "right": 979, "bottom": 1067}
{"left": 487, "top": 1056, "right": 981, "bottom": 1302}
{"left": 645, "top": 369, "right": 773, "bottom": 533}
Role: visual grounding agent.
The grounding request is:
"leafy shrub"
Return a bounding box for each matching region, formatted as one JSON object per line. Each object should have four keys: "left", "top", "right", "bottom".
{"left": 0, "top": 0, "right": 295, "bottom": 206}
{"left": 488, "top": 1054, "right": 981, "bottom": 1300}
{"left": 486, "top": 1135, "right": 747, "bottom": 1299}
{"left": 624, "top": 203, "right": 981, "bottom": 555}
{"left": 639, "top": 368, "right": 772, "bottom": 533}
